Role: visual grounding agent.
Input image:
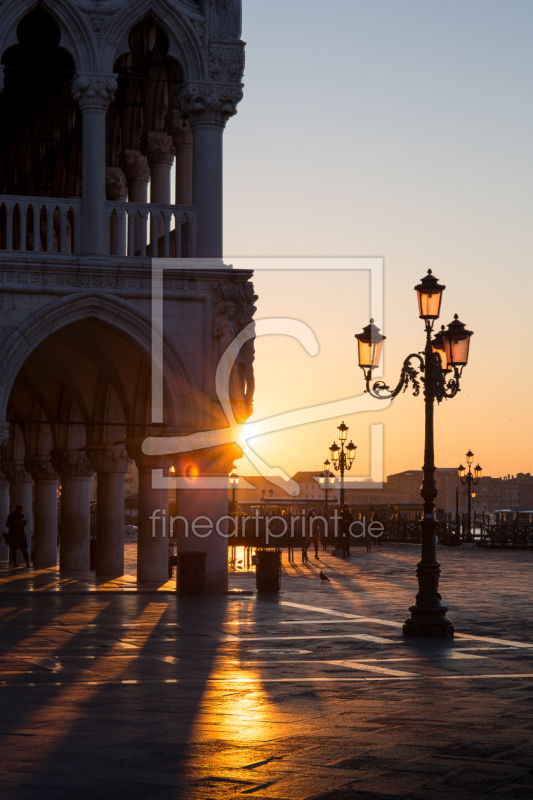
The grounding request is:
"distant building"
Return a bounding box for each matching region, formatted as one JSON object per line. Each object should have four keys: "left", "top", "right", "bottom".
{"left": 229, "top": 468, "right": 533, "bottom": 517}
{"left": 387, "top": 469, "right": 533, "bottom": 516}
{"left": 228, "top": 475, "right": 295, "bottom": 506}
{"left": 230, "top": 471, "right": 408, "bottom": 512}
{"left": 387, "top": 469, "right": 461, "bottom": 513}
{"left": 290, "top": 471, "right": 340, "bottom": 505}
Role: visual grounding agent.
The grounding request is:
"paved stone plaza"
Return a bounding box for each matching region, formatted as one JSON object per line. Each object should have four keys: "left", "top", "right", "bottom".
{"left": 0, "top": 544, "right": 532, "bottom": 799}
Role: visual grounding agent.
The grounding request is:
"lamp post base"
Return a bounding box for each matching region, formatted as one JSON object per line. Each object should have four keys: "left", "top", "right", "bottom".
{"left": 403, "top": 612, "right": 454, "bottom": 639}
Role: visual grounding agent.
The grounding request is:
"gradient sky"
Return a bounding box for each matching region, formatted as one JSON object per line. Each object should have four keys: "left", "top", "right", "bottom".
{"left": 222, "top": 0, "right": 533, "bottom": 481}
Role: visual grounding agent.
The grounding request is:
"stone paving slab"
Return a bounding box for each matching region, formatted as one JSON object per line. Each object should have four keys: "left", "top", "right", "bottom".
{"left": 0, "top": 544, "right": 532, "bottom": 798}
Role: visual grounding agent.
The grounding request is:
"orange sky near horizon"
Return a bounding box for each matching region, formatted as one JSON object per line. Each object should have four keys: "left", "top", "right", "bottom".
{"left": 228, "top": 260, "right": 531, "bottom": 482}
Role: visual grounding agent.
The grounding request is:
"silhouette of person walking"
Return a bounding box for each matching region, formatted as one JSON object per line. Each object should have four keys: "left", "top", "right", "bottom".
{"left": 6, "top": 505, "right": 30, "bottom": 568}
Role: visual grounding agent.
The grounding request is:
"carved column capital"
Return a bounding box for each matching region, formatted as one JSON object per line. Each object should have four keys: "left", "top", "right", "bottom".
{"left": 105, "top": 167, "right": 128, "bottom": 201}
{"left": 51, "top": 451, "right": 94, "bottom": 479}
{"left": 140, "top": 131, "right": 175, "bottom": 167}
{"left": 71, "top": 72, "right": 117, "bottom": 113}
{"left": 118, "top": 149, "right": 150, "bottom": 182}
{"left": 176, "top": 81, "right": 243, "bottom": 129}
{"left": 25, "top": 458, "right": 59, "bottom": 483}
{"left": 165, "top": 110, "right": 193, "bottom": 147}
{"left": 126, "top": 440, "right": 171, "bottom": 473}
{"left": 86, "top": 448, "right": 131, "bottom": 474}
{"left": 2, "top": 461, "right": 33, "bottom": 485}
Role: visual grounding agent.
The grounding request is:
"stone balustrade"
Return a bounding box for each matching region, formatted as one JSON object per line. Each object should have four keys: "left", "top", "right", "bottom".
{"left": 0, "top": 195, "right": 80, "bottom": 254}
{"left": 0, "top": 194, "right": 197, "bottom": 259}
{"left": 105, "top": 201, "right": 197, "bottom": 258}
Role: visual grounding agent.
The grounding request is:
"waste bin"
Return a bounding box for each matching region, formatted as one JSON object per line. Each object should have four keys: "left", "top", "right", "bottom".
{"left": 255, "top": 548, "right": 281, "bottom": 593}
{"left": 177, "top": 551, "right": 206, "bottom": 596}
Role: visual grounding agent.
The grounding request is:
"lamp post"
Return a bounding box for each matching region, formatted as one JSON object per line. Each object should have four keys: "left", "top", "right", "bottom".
{"left": 169, "top": 465, "right": 177, "bottom": 539}
{"left": 229, "top": 465, "right": 239, "bottom": 514}
{"left": 329, "top": 423, "right": 357, "bottom": 507}
{"left": 318, "top": 459, "right": 336, "bottom": 522}
{"left": 458, "top": 452, "right": 482, "bottom": 545}
{"left": 355, "top": 270, "right": 474, "bottom": 638}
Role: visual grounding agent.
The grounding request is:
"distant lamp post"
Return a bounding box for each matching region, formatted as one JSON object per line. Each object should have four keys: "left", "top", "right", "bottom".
{"left": 169, "top": 466, "right": 177, "bottom": 537}
{"left": 319, "top": 459, "right": 336, "bottom": 521}
{"left": 458, "top": 451, "right": 482, "bottom": 545}
{"left": 329, "top": 422, "right": 356, "bottom": 507}
{"left": 229, "top": 465, "right": 239, "bottom": 514}
{"left": 356, "top": 270, "right": 474, "bottom": 638}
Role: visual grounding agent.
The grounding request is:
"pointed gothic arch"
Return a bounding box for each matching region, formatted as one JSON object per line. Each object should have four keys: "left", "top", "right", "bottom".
{"left": 0, "top": 293, "right": 197, "bottom": 430}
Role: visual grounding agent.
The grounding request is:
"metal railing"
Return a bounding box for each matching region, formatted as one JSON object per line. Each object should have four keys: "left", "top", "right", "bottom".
{"left": 480, "top": 524, "right": 533, "bottom": 549}
{"left": 229, "top": 516, "right": 533, "bottom": 555}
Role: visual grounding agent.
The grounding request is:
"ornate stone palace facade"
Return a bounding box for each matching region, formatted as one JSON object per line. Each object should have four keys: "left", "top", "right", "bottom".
{"left": 0, "top": 0, "right": 252, "bottom": 588}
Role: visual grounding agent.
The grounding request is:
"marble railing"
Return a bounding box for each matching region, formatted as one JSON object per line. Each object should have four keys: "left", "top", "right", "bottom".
{"left": 0, "top": 195, "right": 80, "bottom": 254}
{"left": 105, "top": 201, "right": 197, "bottom": 258}
{"left": 0, "top": 195, "right": 197, "bottom": 258}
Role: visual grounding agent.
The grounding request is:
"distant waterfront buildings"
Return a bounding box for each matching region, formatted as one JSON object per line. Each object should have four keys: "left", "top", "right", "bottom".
{"left": 227, "top": 469, "right": 533, "bottom": 516}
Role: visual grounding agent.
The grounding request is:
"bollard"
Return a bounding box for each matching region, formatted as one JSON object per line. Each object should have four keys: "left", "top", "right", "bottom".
{"left": 255, "top": 548, "right": 281, "bottom": 593}
{"left": 177, "top": 551, "right": 206, "bottom": 596}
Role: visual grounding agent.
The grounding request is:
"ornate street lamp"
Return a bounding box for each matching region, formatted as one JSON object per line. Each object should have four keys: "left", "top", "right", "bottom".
{"left": 319, "top": 459, "right": 336, "bottom": 523}
{"left": 329, "top": 422, "right": 356, "bottom": 507}
{"left": 458, "top": 452, "right": 482, "bottom": 545}
{"left": 229, "top": 465, "right": 239, "bottom": 514}
{"left": 355, "top": 269, "right": 474, "bottom": 638}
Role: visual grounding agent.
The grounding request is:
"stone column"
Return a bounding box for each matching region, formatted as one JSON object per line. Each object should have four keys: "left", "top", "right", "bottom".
{"left": 177, "top": 79, "right": 243, "bottom": 258}
{"left": 71, "top": 72, "right": 117, "bottom": 257}
{"left": 25, "top": 458, "right": 58, "bottom": 569}
{"left": 3, "top": 461, "right": 33, "bottom": 538}
{"left": 118, "top": 150, "right": 150, "bottom": 203}
{"left": 131, "top": 448, "right": 170, "bottom": 583}
{"left": 118, "top": 150, "right": 150, "bottom": 255}
{"left": 166, "top": 111, "right": 193, "bottom": 206}
{"left": 175, "top": 485, "right": 230, "bottom": 591}
{"left": 87, "top": 448, "right": 131, "bottom": 577}
{"left": 0, "top": 424, "right": 9, "bottom": 561}
{"left": 140, "top": 132, "right": 175, "bottom": 254}
{"left": 105, "top": 167, "right": 128, "bottom": 255}
{"left": 0, "top": 470, "right": 9, "bottom": 562}
{"left": 140, "top": 131, "right": 175, "bottom": 205}
{"left": 171, "top": 446, "right": 239, "bottom": 591}
{"left": 51, "top": 451, "right": 94, "bottom": 572}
